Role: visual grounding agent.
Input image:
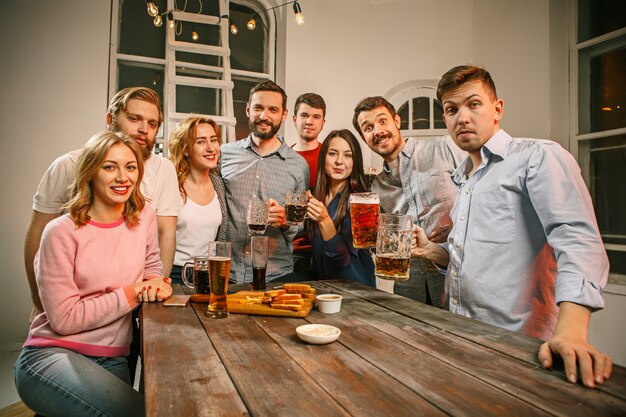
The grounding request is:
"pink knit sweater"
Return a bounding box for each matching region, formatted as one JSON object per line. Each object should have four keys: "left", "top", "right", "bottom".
{"left": 24, "top": 206, "right": 162, "bottom": 357}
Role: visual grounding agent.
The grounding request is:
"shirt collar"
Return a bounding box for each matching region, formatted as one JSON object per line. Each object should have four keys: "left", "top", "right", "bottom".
{"left": 451, "top": 129, "right": 510, "bottom": 185}
{"left": 382, "top": 136, "right": 411, "bottom": 174}
{"left": 240, "top": 133, "right": 289, "bottom": 159}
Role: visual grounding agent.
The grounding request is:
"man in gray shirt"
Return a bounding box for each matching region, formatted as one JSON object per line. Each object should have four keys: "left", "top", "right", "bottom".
{"left": 221, "top": 81, "right": 309, "bottom": 283}
{"left": 353, "top": 96, "right": 465, "bottom": 306}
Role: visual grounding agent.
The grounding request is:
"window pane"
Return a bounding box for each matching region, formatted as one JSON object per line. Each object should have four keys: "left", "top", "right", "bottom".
{"left": 589, "top": 46, "right": 626, "bottom": 132}
{"left": 175, "top": 51, "right": 220, "bottom": 67}
{"left": 434, "top": 99, "right": 445, "bottom": 129}
{"left": 233, "top": 79, "right": 260, "bottom": 139}
{"left": 588, "top": 135, "right": 626, "bottom": 241}
{"left": 119, "top": 0, "right": 165, "bottom": 58}
{"left": 176, "top": 85, "right": 219, "bottom": 115}
{"left": 607, "top": 250, "right": 626, "bottom": 276}
{"left": 229, "top": 4, "right": 266, "bottom": 73}
{"left": 397, "top": 102, "right": 409, "bottom": 130}
{"left": 175, "top": 22, "right": 221, "bottom": 48}
{"left": 117, "top": 62, "right": 164, "bottom": 108}
{"left": 578, "top": 0, "right": 626, "bottom": 42}
{"left": 412, "top": 97, "right": 429, "bottom": 130}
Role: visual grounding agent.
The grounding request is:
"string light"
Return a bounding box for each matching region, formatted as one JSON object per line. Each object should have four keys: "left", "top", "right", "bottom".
{"left": 247, "top": 18, "right": 256, "bottom": 30}
{"left": 167, "top": 12, "right": 175, "bottom": 29}
{"left": 230, "top": 24, "right": 238, "bottom": 35}
{"left": 153, "top": 14, "right": 163, "bottom": 27}
{"left": 192, "top": 31, "right": 199, "bottom": 41}
{"left": 146, "top": 2, "right": 159, "bottom": 17}
{"left": 293, "top": 2, "right": 305, "bottom": 25}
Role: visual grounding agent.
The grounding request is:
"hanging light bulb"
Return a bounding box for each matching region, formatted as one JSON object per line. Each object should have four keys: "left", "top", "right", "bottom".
{"left": 147, "top": 2, "right": 159, "bottom": 17}
{"left": 293, "top": 1, "right": 305, "bottom": 25}
{"left": 153, "top": 14, "right": 163, "bottom": 27}
{"left": 167, "top": 12, "right": 175, "bottom": 29}
{"left": 247, "top": 18, "right": 256, "bottom": 30}
{"left": 192, "top": 31, "right": 199, "bottom": 41}
{"left": 230, "top": 24, "right": 238, "bottom": 35}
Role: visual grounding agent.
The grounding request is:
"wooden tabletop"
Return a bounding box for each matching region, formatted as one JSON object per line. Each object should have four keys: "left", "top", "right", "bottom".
{"left": 141, "top": 280, "right": 626, "bottom": 417}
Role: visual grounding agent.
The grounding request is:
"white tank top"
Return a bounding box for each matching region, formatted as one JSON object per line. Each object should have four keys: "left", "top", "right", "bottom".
{"left": 174, "top": 194, "right": 222, "bottom": 266}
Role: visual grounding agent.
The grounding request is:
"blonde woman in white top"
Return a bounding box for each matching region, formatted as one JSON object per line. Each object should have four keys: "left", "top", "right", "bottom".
{"left": 168, "top": 117, "right": 228, "bottom": 283}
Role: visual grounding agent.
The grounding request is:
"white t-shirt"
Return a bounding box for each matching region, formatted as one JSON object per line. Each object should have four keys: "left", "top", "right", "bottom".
{"left": 173, "top": 194, "right": 222, "bottom": 266}
{"left": 33, "top": 151, "right": 180, "bottom": 217}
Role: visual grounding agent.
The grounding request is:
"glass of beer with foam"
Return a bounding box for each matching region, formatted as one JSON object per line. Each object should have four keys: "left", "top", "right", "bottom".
{"left": 375, "top": 214, "right": 412, "bottom": 281}
{"left": 349, "top": 192, "right": 380, "bottom": 249}
{"left": 207, "top": 241, "right": 231, "bottom": 318}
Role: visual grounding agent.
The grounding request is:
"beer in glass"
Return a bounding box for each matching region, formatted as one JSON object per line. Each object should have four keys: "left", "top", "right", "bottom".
{"left": 182, "top": 256, "right": 210, "bottom": 294}
{"left": 207, "top": 241, "right": 231, "bottom": 318}
{"left": 375, "top": 214, "right": 412, "bottom": 281}
{"left": 349, "top": 192, "right": 380, "bottom": 248}
{"left": 251, "top": 235, "right": 268, "bottom": 291}
{"left": 364, "top": 167, "right": 377, "bottom": 190}
{"left": 247, "top": 197, "right": 268, "bottom": 235}
{"left": 285, "top": 189, "right": 308, "bottom": 226}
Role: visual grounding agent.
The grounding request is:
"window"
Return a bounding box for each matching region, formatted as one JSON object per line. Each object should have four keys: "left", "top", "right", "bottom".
{"left": 110, "top": 0, "right": 275, "bottom": 154}
{"left": 387, "top": 83, "right": 447, "bottom": 139}
{"left": 574, "top": 0, "right": 626, "bottom": 284}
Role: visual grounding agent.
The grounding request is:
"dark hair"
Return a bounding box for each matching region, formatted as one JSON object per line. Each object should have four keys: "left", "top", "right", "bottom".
{"left": 294, "top": 93, "right": 326, "bottom": 117}
{"left": 248, "top": 80, "right": 287, "bottom": 111}
{"left": 352, "top": 96, "right": 397, "bottom": 137}
{"left": 436, "top": 65, "right": 497, "bottom": 103}
{"left": 307, "top": 129, "right": 369, "bottom": 237}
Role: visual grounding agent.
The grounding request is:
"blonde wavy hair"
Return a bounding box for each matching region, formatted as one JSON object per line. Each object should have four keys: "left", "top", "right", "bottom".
{"left": 67, "top": 131, "right": 146, "bottom": 227}
{"left": 168, "top": 117, "right": 222, "bottom": 202}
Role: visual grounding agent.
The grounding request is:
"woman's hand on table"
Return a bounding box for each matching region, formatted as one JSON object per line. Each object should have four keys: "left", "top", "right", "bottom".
{"left": 135, "top": 276, "right": 173, "bottom": 303}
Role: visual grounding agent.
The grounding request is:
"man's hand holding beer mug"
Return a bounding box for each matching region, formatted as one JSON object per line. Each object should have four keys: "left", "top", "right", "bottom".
{"left": 410, "top": 225, "right": 450, "bottom": 268}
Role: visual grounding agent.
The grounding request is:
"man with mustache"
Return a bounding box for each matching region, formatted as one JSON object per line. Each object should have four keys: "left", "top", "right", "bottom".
{"left": 353, "top": 96, "right": 465, "bottom": 306}
{"left": 220, "top": 81, "right": 309, "bottom": 283}
{"left": 24, "top": 87, "right": 179, "bottom": 313}
{"left": 411, "top": 65, "right": 611, "bottom": 388}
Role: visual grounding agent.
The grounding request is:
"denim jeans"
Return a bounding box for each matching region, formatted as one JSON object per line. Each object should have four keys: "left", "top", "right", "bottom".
{"left": 14, "top": 346, "right": 145, "bottom": 417}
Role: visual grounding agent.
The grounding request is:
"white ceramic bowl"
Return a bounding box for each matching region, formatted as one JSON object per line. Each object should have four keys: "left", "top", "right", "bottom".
{"left": 316, "top": 294, "right": 343, "bottom": 314}
{"left": 296, "top": 324, "right": 341, "bottom": 345}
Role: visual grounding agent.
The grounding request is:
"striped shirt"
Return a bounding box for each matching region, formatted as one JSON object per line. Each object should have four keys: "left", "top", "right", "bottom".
{"left": 220, "top": 134, "right": 309, "bottom": 283}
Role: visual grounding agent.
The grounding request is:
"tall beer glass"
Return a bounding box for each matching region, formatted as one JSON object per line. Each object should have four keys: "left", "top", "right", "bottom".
{"left": 207, "top": 241, "right": 231, "bottom": 318}
{"left": 375, "top": 214, "right": 412, "bottom": 281}
{"left": 349, "top": 192, "right": 380, "bottom": 249}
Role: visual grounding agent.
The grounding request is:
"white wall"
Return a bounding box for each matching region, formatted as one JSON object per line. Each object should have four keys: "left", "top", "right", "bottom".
{"left": 0, "top": 1, "right": 112, "bottom": 347}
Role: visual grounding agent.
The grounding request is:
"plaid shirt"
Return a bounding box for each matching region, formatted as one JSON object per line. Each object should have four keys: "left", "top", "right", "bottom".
{"left": 220, "top": 134, "right": 309, "bottom": 283}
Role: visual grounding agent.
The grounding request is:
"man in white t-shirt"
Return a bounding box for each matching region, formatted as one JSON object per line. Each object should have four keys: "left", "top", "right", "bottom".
{"left": 24, "top": 87, "right": 179, "bottom": 312}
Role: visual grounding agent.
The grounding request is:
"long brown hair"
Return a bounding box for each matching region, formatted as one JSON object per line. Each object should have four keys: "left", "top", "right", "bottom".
{"left": 168, "top": 117, "right": 222, "bottom": 202}
{"left": 67, "top": 131, "right": 145, "bottom": 227}
{"left": 308, "top": 129, "right": 369, "bottom": 237}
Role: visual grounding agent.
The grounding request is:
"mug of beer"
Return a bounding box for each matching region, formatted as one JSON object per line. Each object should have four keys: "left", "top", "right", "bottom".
{"left": 349, "top": 192, "right": 380, "bottom": 249}
{"left": 285, "top": 189, "right": 308, "bottom": 226}
{"left": 375, "top": 214, "right": 412, "bottom": 281}
{"left": 247, "top": 197, "right": 268, "bottom": 235}
{"left": 182, "top": 257, "right": 210, "bottom": 294}
{"left": 207, "top": 241, "right": 231, "bottom": 319}
{"left": 364, "top": 167, "right": 377, "bottom": 190}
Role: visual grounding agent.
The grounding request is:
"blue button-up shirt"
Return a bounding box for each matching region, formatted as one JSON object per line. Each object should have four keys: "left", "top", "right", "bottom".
{"left": 220, "top": 134, "right": 309, "bottom": 283}
{"left": 446, "top": 129, "right": 608, "bottom": 340}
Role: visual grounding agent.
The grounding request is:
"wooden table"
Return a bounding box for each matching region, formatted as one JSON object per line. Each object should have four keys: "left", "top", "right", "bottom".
{"left": 141, "top": 280, "right": 626, "bottom": 416}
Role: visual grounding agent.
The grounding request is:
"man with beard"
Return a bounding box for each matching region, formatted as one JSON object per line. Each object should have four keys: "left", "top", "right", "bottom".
{"left": 221, "top": 81, "right": 309, "bottom": 283}
{"left": 353, "top": 96, "right": 464, "bottom": 306}
{"left": 290, "top": 93, "right": 326, "bottom": 280}
{"left": 24, "top": 87, "right": 179, "bottom": 313}
{"left": 410, "top": 65, "right": 611, "bottom": 388}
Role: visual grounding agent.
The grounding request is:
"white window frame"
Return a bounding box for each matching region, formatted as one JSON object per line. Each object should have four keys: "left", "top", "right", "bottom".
{"left": 109, "top": 0, "right": 276, "bottom": 153}
{"left": 570, "top": 1, "right": 626, "bottom": 285}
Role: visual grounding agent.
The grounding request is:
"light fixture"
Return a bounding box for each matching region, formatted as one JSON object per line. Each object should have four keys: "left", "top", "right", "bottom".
{"left": 147, "top": 2, "right": 159, "bottom": 17}
{"left": 230, "top": 24, "right": 238, "bottom": 35}
{"left": 247, "top": 18, "right": 256, "bottom": 30}
{"left": 153, "top": 14, "right": 163, "bottom": 27}
{"left": 191, "top": 30, "right": 199, "bottom": 41}
{"left": 293, "top": 1, "right": 305, "bottom": 25}
{"left": 167, "top": 12, "right": 175, "bottom": 29}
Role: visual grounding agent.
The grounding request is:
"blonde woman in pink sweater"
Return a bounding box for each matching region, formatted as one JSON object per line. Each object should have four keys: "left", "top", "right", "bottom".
{"left": 14, "top": 132, "right": 172, "bottom": 417}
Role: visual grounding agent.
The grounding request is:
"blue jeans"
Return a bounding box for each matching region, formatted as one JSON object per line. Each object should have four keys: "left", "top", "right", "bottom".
{"left": 14, "top": 346, "right": 145, "bottom": 417}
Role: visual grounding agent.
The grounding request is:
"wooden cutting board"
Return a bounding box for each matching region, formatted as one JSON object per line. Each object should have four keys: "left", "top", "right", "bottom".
{"left": 227, "top": 290, "right": 315, "bottom": 318}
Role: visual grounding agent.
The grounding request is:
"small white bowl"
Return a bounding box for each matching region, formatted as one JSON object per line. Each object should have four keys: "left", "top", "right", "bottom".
{"left": 316, "top": 294, "right": 343, "bottom": 314}
{"left": 296, "top": 324, "right": 341, "bottom": 345}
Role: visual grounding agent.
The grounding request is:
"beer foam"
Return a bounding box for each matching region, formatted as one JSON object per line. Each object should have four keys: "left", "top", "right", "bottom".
{"left": 349, "top": 193, "right": 380, "bottom": 204}
{"left": 209, "top": 256, "right": 231, "bottom": 261}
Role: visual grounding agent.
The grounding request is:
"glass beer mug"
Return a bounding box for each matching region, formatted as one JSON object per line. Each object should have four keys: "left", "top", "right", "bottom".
{"left": 182, "top": 256, "right": 210, "bottom": 294}
{"left": 375, "top": 214, "right": 412, "bottom": 281}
